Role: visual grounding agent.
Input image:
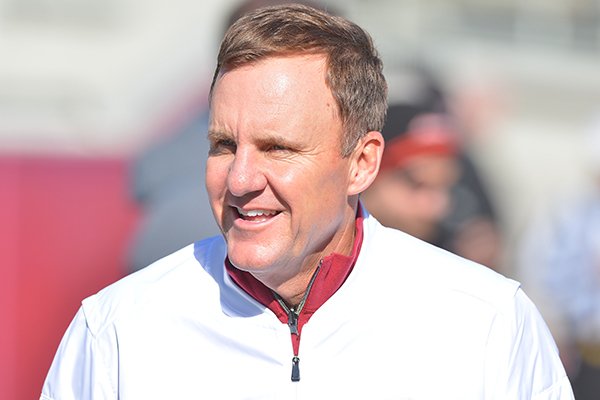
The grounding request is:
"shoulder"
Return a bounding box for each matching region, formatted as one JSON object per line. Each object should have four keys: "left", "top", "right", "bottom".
{"left": 359, "top": 214, "right": 571, "bottom": 397}
{"left": 81, "top": 236, "right": 227, "bottom": 337}
{"left": 360, "top": 212, "right": 521, "bottom": 312}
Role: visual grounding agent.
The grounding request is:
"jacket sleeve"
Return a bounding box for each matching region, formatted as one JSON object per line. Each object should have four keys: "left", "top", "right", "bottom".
{"left": 40, "top": 307, "right": 116, "bottom": 400}
{"left": 485, "top": 287, "right": 574, "bottom": 399}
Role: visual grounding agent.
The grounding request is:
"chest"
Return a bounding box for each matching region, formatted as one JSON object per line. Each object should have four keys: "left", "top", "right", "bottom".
{"left": 111, "top": 293, "right": 494, "bottom": 400}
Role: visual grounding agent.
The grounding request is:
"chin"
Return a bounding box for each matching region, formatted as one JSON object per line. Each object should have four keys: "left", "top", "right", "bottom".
{"left": 227, "top": 243, "right": 277, "bottom": 273}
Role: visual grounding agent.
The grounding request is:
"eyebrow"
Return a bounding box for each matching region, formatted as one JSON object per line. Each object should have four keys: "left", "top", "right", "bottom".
{"left": 254, "top": 133, "right": 298, "bottom": 148}
{"left": 207, "top": 129, "right": 233, "bottom": 142}
{"left": 207, "top": 129, "right": 300, "bottom": 149}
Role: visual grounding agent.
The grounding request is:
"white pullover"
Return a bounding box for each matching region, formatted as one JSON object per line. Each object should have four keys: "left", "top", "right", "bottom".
{"left": 41, "top": 212, "right": 573, "bottom": 399}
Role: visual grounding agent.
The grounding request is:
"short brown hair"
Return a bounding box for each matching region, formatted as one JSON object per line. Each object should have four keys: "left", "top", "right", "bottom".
{"left": 209, "top": 3, "right": 387, "bottom": 156}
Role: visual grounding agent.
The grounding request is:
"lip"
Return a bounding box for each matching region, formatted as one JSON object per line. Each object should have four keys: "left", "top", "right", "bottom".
{"left": 229, "top": 205, "right": 282, "bottom": 230}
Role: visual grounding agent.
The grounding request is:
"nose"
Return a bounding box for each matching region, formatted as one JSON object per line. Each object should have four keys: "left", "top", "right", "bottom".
{"left": 421, "top": 188, "right": 451, "bottom": 221}
{"left": 227, "top": 147, "right": 267, "bottom": 197}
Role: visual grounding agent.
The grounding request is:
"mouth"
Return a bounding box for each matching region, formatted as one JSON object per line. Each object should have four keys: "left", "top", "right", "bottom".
{"left": 234, "top": 206, "right": 280, "bottom": 223}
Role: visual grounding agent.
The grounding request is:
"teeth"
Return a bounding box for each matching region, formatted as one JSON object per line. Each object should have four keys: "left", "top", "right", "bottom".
{"left": 236, "top": 207, "right": 277, "bottom": 217}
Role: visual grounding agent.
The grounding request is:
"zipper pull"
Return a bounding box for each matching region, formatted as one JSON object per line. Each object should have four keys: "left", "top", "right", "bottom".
{"left": 291, "top": 356, "right": 300, "bottom": 382}
{"left": 287, "top": 309, "right": 299, "bottom": 335}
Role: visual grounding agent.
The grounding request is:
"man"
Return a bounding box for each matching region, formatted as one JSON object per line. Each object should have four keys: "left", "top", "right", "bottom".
{"left": 362, "top": 103, "right": 502, "bottom": 270}
{"left": 41, "top": 4, "right": 573, "bottom": 399}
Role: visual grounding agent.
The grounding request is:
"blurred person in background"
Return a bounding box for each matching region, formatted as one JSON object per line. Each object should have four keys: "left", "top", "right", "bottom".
{"left": 361, "top": 105, "right": 461, "bottom": 246}
{"left": 127, "top": 109, "right": 219, "bottom": 271}
{"left": 128, "top": 0, "right": 332, "bottom": 272}
{"left": 518, "top": 119, "right": 600, "bottom": 400}
{"left": 364, "top": 68, "right": 503, "bottom": 271}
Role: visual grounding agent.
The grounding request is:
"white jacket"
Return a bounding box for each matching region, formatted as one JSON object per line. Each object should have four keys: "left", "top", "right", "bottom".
{"left": 41, "top": 212, "right": 573, "bottom": 399}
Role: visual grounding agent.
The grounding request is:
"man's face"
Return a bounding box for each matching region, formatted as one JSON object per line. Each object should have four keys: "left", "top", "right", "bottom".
{"left": 206, "top": 55, "right": 356, "bottom": 283}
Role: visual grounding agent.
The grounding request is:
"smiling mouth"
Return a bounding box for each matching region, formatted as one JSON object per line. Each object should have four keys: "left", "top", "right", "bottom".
{"left": 234, "top": 206, "right": 280, "bottom": 222}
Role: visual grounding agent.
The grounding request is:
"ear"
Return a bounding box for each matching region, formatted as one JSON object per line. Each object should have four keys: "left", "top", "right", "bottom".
{"left": 347, "top": 130, "right": 384, "bottom": 196}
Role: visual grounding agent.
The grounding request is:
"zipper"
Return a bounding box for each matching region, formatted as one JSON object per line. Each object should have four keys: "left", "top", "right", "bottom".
{"left": 291, "top": 356, "right": 300, "bottom": 382}
{"left": 273, "top": 260, "right": 322, "bottom": 382}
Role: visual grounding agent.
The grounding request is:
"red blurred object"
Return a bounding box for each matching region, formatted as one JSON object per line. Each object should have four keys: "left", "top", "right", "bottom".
{"left": 0, "top": 156, "right": 139, "bottom": 400}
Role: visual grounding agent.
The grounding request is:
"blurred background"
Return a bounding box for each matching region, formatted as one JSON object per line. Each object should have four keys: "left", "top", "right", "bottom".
{"left": 2, "top": 0, "right": 600, "bottom": 398}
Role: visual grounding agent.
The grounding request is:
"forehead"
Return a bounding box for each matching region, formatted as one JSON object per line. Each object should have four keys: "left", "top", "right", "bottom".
{"left": 209, "top": 55, "right": 339, "bottom": 130}
{"left": 399, "top": 156, "right": 460, "bottom": 187}
{"left": 211, "top": 54, "right": 335, "bottom": 114}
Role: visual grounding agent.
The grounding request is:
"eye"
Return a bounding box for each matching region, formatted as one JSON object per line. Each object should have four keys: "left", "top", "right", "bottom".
{"left": 268, "top": 144, "right": 290, "bottom": 152}
{"left": 209, "top": 138, "right": 237, "bottom": 155}
{"left": 393, "top": 169, "right": 423, "bottom": 190}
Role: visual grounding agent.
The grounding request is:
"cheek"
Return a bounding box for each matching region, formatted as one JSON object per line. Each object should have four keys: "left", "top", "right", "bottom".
{"left": 315, "top": 157, "right": 351, "bottom": 188}
{"left": 271, "top": 160, "right": 349, "bottom": 218}
{"left": 268, "top": 160, "right": 320, "bottom": 195}
{"left": 375, "top": 179, "right": 409, "bottom": 207}
{"left": 420, "top": 190, "right": 452, "bottom": 217}
{"left": 313, "top": 163, "right": 350, "bottom": 203}
{"left": 205, "top": 159, "right": 229, "bottom": 203}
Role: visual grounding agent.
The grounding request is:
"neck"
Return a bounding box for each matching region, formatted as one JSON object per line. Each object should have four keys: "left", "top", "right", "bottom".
{"left": 253, "top": 208, "right": 357, "bottom": 307}
{"left": 225, "top": 203, "right": 365, "bottom": 320}
{"left": 267, "top": 260, "right": 323, "bottom": 308}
